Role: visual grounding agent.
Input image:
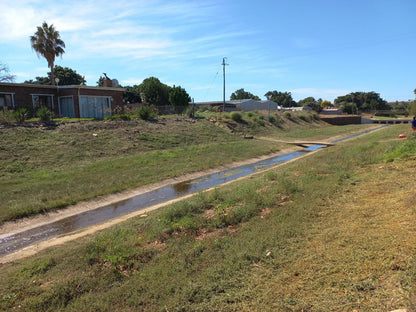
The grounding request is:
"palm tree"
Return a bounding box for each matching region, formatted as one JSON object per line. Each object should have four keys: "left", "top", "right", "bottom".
{"left": 30, "top": 21, "right": 65, "bottom": 85}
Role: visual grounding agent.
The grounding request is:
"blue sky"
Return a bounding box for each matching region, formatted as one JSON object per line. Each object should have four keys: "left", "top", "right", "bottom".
{"left": 1, "top": 0, "right": 415, "bottom": 102}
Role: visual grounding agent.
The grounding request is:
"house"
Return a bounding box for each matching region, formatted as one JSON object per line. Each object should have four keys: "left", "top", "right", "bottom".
{"left": 192, "top": 99, "right": 279, "bottom": 112}
{"left": 280, "top": 106, "right": 313, "bottom": 112}
{"left": 230, "top": 99, "right": 278, "bottom": 111}
{"left": 0, "top": 82, "right": 125, "bottom": 118}
{"left": 321, "top": 107, "right": 343, "bottom": 115}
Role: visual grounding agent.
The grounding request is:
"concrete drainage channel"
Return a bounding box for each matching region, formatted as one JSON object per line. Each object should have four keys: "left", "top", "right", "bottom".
{"left": 0, "top": 126, "right": 387, "bottom": 259}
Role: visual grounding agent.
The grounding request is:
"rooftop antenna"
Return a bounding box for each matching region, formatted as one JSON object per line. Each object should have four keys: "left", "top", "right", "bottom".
{"left": 222, "top": 57, "right": 228, "bottom": 112}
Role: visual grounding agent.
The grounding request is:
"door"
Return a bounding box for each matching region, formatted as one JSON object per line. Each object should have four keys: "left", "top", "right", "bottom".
{"left": 59, "top": 96, "right": 75, "bottom": 118}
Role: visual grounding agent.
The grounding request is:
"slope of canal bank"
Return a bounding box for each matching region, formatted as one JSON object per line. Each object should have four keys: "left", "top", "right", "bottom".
{"left": 0, "top": 126, "right": 387, "bottom": 263}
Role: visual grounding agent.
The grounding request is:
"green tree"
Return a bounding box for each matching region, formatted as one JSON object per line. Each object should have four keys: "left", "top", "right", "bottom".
{"left": 409, "top": 101, "right": 416, "bottom": 116}
{"left": 169, "top": 85, "right": 190, "bottom": 114}
{"left": 24, "top": 76, "right": 50, "bottom": 85}
{"left": 264, "top": 91, "right": 297, "bottom": 107}
{"left": 138, "top": 77, "right": 170, "bottom": 106}
{"left": 298, "top": 96, "right": 316, "bottom": 107}
{"left": 30, "top": 21, "right": 65, "bottom": 85}
{"left": 320, "top": 100, "right": 332, "bottom": 108}
{"left": 123, "top": 85, "right": 142, "bottom": 103}
{"left": 340, "top": 102, "right": 358, "bottom": 114}
{"left": 25, "top": 66, "right": 85, "bottom": 85}
{"left": 230, "top": 88, "right": 260, "bottom": 100}
{"left": 0, "top": 62, "right": 15, "bottom": 82}
{"left": 334, "top": 92, "right": 388, "bottom": 112}
{"left": 97, "top": 76, "right": 105, "bottom": 87}
{"left": 53, "top": 66, "right": 85, "bottom": 85}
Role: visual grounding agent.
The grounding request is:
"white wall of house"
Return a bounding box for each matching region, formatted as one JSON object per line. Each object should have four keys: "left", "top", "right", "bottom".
{"left": 232, "top": 99, "right": 279, "bottom": 111}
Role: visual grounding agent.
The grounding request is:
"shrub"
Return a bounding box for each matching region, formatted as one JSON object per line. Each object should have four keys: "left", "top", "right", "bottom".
{"left": 298, "top": 114, "right": 307, "bottom": 121}
{"left": 231, "top": 112, "right": 243, "bottom": 121}
{"left": 230, "top": 112, "right": 243, "bottom": 122}
{"left": 137, "top": 105, "right": 157, "bottom": 120}
{"left": 184, "top": 106, "right": 195, "bottom": 118}
{"left": 0, "top": 107, "right": 14, "bottom": 123}
{"left": 284, "top": 111, "right": 292, "bottom": 119}
{"left": 269, "top": 115, "right": 276, "bottom": 123}
{"left": 13, "top": 108, "right": 28, "bottom": 123}
{"left": 312, "top": 113, "right": 320, "bottom": 120}
{"left": 119, "top": 114, "right": 131, "bottom": 121}
{"left": 37, "top": 107, "right": 54, "bottom": 123}
{"left": 257, "top": 119, "right": 265, "bottom": 126}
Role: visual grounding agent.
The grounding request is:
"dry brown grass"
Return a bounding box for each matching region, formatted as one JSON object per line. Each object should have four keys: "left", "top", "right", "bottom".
{"left": 242, "top": 159, "right": 416, "bottom": 311}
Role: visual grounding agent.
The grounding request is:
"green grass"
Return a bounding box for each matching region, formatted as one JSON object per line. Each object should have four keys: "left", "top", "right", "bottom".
{"left": 1, "top": 124, "right": 416, "bottom": 311}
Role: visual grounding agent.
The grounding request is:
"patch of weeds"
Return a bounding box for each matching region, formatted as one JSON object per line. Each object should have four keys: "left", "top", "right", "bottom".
{"left": 171, "top": 214, "right": 202, "bottom": 234}
{"left": 298, "top": 114, "right": 307, "bottom": 121}
{"left": 257, "top": 119, "right": 265, "bottom": 127}
{"left": 284, "top": 111, "right": 292, "bottom": 119}
{"left": 279, "top": 173, "right": 301, "bottom": 194}
{"left": 384, "top": 139, "right": 416, "bottom": 162}
{"left": 265, "top": 171, "right": 278, "bottom": 181}
{"left": 0, "top": 107, "right": 14, "bottom": 123}
{"left": 20, "top": 257, "right": 56, "bottom": 278}
{"left": 230, "top": 112, "right": 243, "bottom": 122}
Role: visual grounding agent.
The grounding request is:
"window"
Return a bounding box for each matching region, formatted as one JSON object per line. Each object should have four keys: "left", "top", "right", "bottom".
{"left": 79, "top": 96, "right": 111, "bottom": 118}
{"left": 32, "top": 94, "right": 54, "bottom": 111}
{"left": 0, "top": 93, "right": 14, "bottom": 109}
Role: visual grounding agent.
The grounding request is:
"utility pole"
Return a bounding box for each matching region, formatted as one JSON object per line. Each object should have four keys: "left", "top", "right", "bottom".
{"left": 222, "top": 57, "right": 228, "bottom": 112}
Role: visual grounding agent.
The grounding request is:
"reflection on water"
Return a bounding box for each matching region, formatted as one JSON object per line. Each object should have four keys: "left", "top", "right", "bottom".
{"left": 173, "top": 181, "right": 192, "bottom": 194}
{"left": 1, "top": 126, "right": 387, "bottom": 257}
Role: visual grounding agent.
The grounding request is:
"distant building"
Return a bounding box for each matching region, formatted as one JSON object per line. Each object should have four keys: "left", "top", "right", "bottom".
{"left": 281, "top": 106, "right": 313, "bottom": 112}
{"left": 193, "top": 99, "right": 279, "bottom": 112}
{"left": 0, "top": 82, "right": 125, "bottom": 118}
{"left": 321, "top": 107, "right": 343, "bottom": 115}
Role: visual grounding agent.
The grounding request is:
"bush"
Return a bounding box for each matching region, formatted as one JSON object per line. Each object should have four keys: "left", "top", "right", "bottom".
{"left": 137, "top": 105, "right": 157, "bottom": 120}
{"left": 284, "top": 111, "right": 292, "bottom": 119}
{"left": 13, "top": 108, "right": 28, "bottom": 123}
{"left": 0, "top": 107, "right": 14, "bottom": 123}
{"left": 119, "top": 114, "right": 131, "bottom": 121}
{"left": 298, "top": 114, "right": 307, "bottom": 121}
{"left": 230, "top": 112, "right": 243, "bottom": 122}
{"left": 37, "top": 107, "right": 54, "bottom": 123}
{"left": 269, "top": 115, "right": 276, "bottom": 123}
{"left": 257, "top": 119, "right": 265, "bottom": 126}
{"left": 184, "top": 106, "right": 195, "bottom": 118}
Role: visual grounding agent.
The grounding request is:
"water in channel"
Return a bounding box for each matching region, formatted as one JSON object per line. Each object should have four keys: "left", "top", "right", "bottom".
{"left": 0, "top": 125, "right": 387, "bottom": 257}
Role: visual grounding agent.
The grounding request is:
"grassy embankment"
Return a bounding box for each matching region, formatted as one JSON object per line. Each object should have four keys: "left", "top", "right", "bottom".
{"left": 0, "top": 111, "right": 369, "bottom": 223}
{"left": 1, "top": 117, "right": 415, "bottom": 311}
